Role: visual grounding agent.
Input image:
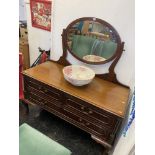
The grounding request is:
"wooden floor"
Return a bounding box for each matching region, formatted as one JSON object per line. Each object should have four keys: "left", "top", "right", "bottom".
{"left": 19, "top": 102, "right": 105, "bottom": 155}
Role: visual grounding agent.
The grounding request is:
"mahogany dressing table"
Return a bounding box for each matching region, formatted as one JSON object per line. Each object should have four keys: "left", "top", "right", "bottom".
{"left": 23, "top": 17, "right": 130, "bottom": 154}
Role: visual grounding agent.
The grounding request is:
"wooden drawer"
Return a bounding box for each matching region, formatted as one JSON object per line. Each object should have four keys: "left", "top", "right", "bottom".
{"left": 65, "top": 95, "right": 119, "bottom": 129}
{"left": 63, "top": 105, "right": 110, "bottom": 138}
{"left": 63, "top": 102, "right": 108, "bottom": 129}
{"left": 24, "top": 76, "right": 62, "bottom": 101}
{"left": 26, "top": 89, "right": 64, "bottom": 111}
{"left": 26, "top": 92, "right": 45, "bottom": 107}
{"left": 45, "top": 102, "right": 110, "bottom": 139}
{"left": 25, "top": 86, "right": 63, "bottom": 108}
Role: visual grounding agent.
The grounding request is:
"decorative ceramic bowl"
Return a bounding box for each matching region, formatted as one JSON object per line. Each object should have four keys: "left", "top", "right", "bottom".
{"left": 83, "top": 55, "right": 106, "bottom": 62}
{"left": 63, "top": 65, "right": 95, "bottom": 86}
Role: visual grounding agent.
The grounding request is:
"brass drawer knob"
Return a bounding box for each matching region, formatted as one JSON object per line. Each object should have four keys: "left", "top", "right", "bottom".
{"left": 44, "top": 89, "right": 48, "bottom": 93}
{"left": 38, "top": 86, "right": 42, "bottom": 90}
{"left": 81, "top": 106, "right": 85, "bottom": 110}
{"left": 79, "top": 118, "right": 82, "bottom": 122}
{"left": 88, "top": 110, "right": 93, "bottom": 114}
{"left": 44, "top": 101, "right": 48, "bottom": 105}
{"left": 38, "top": 98, "right": 42, "bottom": 101}
{"left": 85, "top": 122, "right": 90, "bottom": 126}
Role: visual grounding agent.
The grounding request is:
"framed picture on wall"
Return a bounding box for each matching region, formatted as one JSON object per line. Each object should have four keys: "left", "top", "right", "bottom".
{"left": 30, "top": 0, "right": 51, "bottom": 31}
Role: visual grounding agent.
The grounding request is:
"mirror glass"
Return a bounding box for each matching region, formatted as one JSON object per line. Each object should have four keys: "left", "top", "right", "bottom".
{"left": 66, "top": 18, "right": 120, "bottom": 64}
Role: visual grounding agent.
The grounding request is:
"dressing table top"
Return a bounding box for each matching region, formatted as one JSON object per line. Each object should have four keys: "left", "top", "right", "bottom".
{"left": 23, "top": 61, "right": 130, "bottom": 118}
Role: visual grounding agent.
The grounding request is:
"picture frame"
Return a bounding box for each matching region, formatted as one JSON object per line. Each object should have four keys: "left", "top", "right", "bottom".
{"left": 30, "top": 0, "right": 51, "bottom": 31}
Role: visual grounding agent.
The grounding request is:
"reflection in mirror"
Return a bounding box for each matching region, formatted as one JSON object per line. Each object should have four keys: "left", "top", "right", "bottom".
{"left": 67, "top": 20, "right": 118, "bottom": 63}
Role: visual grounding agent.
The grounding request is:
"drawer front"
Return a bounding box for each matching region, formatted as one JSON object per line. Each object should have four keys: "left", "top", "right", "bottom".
{"left": 63, "top": 101, "right": 107, "bottom": 129}
{"left": 63, "top": 105, "right": 110, "bottom": 138}
{"left": 25, "top": 85, "right": 63, "bottom": 106}
{"left": 27, "top": 88, "right": 63, "bottom": 108}
{"left": 26, "top": 92, "right": 45, "bottom": 107}
{"left": 24, "top": 76, "right": 62, "bottom": 101}
{"left": 45, "top": 102, "right": 110, "bottom": 139}
{"left": 65, "top": 95, "right": 119, "bottom": 129}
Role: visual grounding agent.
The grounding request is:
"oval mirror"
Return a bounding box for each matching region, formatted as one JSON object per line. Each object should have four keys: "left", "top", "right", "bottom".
{"left": 64, "top": 17, "right": 122, "bottom": 65}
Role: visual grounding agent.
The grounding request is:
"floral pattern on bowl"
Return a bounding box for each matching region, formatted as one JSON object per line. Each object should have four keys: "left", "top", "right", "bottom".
{"left": 62, "top": 65, "right": 95, "bottom": 86}
{"left": 83, "top": 55, "right": 106, "bottom": 62}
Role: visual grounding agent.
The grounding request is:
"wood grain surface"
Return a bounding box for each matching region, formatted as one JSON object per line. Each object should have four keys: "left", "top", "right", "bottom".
{"left": 23, "top": 61, "right": 130, "bottom": 118}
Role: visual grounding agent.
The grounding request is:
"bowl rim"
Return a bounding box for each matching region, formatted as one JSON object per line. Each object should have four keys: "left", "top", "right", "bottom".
{"left": 62, "top": 65, "right": 95, "bottom": 81}
{"left": 82, "top": 55, "right": 107, "bottom": 62}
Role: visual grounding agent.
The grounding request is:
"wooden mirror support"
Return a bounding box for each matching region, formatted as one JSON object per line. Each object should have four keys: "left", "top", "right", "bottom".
{"left": 57, "top": 17, "right": 128, "bottom": 88}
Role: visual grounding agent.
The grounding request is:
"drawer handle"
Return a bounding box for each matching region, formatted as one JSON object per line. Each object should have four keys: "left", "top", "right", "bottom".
{"left": 44, "top": 89, "right": 48, "bottom": 93}
{"left": 85, "top": 122, "right": 90, "bottom": 126}
{"left": 79, "top": 118, "right": 82, "bottom": 122}
{"left": 81, "top": 106, "right": 85, "bottom": 110}
{"left": 38, "top": 98, "right": 42, "bottom": 101}
{"left": 44, "top": 100, "right": 48, "bottom": 103}
{"left": 83, "top": 111, "right": 88, "bottom": 115}
{"left": 38, "top": 86, "right": 42, "bottom": 90}
{"left": 83, "top": 110, "right": 93, "bottom": 115}
{"left": 88, "top": 110, "right": 93, "bottom": 114}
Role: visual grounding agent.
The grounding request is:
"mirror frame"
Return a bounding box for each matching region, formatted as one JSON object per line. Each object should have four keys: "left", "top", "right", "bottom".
{"left": 57, "top": 17, "right": 128, "bottom": 87}
{"left": 63, "top": 17, "right": 123, "bottom": 65}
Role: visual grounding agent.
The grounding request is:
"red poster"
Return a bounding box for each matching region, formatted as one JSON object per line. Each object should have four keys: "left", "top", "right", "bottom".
{"left": 30, "top": 0, "right": 51, "bottom": 31}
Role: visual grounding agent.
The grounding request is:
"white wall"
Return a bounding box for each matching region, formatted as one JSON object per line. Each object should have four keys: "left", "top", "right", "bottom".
{"left": 25, "top": 0, "right": 51, "bottom": 65}
{"left": 51, "top": 0, "right": 134, "bottom": 87}
{"left": 19, "top": 0, "right": 27, "bottom": 21}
